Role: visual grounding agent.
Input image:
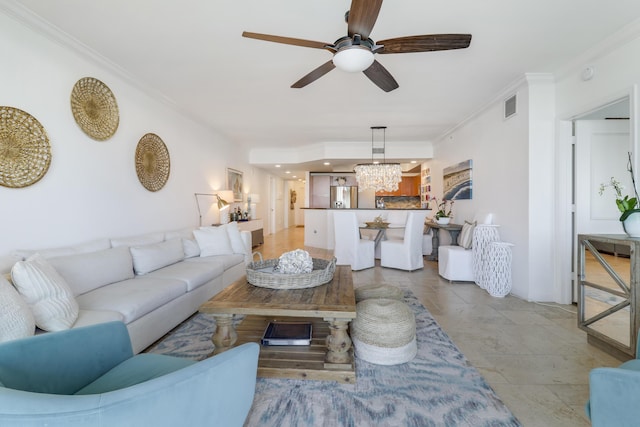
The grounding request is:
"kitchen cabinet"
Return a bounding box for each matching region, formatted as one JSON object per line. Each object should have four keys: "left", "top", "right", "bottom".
{"left": 375, "top": 176, "right": 420, "bottom": 196}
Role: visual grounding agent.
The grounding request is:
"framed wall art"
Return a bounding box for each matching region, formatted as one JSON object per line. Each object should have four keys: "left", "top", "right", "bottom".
{"left": 227, "top": 168, "right": 243, "bottom": 201}
{"left": 443, "top": 160, "right": 473, "bottom": 200}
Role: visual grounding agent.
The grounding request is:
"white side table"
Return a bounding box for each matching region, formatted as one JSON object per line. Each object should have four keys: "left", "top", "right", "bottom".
{"left": 472, "top": 225, "right": 500, "bottom": 289}
{"left": 484, "top": 242, "right": 514, "bottom": 297}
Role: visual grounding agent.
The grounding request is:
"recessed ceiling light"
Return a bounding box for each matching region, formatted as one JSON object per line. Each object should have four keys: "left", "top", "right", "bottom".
{"left": 292, "top": 175, "right": 297, "bottom": 178}
{"left": 324, "top": 162, "right": 330, "bottom": 165}
{"left": 410, "top": 160, "right": 417, "bottom": 164}
{"left": 275, "top": 165, "right": 281, "bottom": 168}
{"left": 285, "top": 171, "right": 291, "bottom": 174}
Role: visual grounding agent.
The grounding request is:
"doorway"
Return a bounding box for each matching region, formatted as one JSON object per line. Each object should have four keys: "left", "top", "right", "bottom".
{"left": 571, "top": 97, "right": 632, "bottom": 301}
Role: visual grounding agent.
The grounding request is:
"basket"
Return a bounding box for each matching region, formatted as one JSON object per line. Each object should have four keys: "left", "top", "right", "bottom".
{"left": 246, "top": 257, "right": 336, "bottom": 289}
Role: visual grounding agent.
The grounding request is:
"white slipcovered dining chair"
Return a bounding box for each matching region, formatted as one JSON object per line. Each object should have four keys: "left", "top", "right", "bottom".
{"left": 333, "top": 211, "right": 375, "bottom": 271}
{"left": 380, "top": 211, "right": 428, "bottom": 271}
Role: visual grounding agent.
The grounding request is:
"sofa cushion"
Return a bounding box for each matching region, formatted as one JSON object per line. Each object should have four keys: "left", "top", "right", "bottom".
{"left": 48, "top": 246, "right": 134, "bottom": 296}
{"left": 74, "top": 353, "right": 196, "bottom": 395}
{"left": 130, "top": 239, "right": 185, "bottom": 275}
{"left": 458, "top": 221, "right": 477, "bottom": 249}
{"left": 194, "top": 227, "right": 233, "bottom": 256}
{"left": 0, "top": 276, "right": 35, "bottom": 343}
{"left": 76, "top": 277, "right": 186, "bottom": 324}
{"left": 111, "top": 232, "right": 164, "bottom": 248}
{"left": 73, "top": 309, "right": 125, "bottom": 329}
{"left": 146, "top": 260, "right": 223, "bottom": 292}
{"left": 11, "top": 254, "right": 79, "bottom": 332}
{"left": 185, "top": 253, "right": 244, "bottom": 270}
{"left": 13, "top": 238, "right": 112, "bottom": 261}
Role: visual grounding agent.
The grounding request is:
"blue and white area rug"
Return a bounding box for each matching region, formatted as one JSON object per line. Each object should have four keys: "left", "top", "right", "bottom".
{"left": 147, "top": 291, "right": 521, "bottom": 427}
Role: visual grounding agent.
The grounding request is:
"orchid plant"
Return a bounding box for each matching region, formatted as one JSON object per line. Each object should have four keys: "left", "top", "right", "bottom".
{"left": 598, "top": 152, "right": 640, "bottom": 221}
{"left": 431, "top": 197, "right": 454, "bottom": 219}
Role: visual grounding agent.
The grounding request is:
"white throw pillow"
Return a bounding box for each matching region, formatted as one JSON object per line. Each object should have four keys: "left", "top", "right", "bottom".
{"left": 165, "top": 228, "right": 200, "bottom": 258}
{"left": 223, "top": 222, "right": 246, "bottom": 255}
{"left": 0, "top": 275, "right": 35, "bottom": 343}
{"left": 458, "top": 221, "right": 477, "bottom": 249}
{"left": 194, "top": 227, "right": 234, "bottom": 257}
{"left": 11, "top": 254, "right": 79, "bottom": 331}
{"left": 130, "top": 238, "right": 185, "bottom": 275}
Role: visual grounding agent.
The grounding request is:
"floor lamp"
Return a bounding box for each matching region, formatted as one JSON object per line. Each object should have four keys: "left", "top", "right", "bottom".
{"left": 194, "top": 192, "right": 231, "bottom": 226}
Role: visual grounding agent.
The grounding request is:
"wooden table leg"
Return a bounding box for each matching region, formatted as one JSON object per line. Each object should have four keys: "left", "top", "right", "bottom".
{"left": 211, "top": 314, "right": 237, "bottom": 354}
{"left": 324, "top": 317, "right": 353, "bottom": 367}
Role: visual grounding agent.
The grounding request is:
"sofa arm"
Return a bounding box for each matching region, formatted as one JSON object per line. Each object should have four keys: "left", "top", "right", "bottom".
{"left": 588, "top": 366, "right": 640, "bottom": 426}
{"left": 0, "top": 321, "right": 133, "bottom": 395}
{"left": 0, "top": 342, "right": 260, "bottom": 427}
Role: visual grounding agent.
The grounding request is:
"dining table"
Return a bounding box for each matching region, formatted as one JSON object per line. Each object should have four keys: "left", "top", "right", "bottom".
{"left": 359, "top": 223, "right": 404, "bottom": 248}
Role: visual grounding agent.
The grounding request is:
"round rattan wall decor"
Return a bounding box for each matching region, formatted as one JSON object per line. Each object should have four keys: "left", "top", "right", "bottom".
{"left": 135, "top": 133, "right": 170, "bottom": 192}
{"left": 70, "top": 77, "right": 119, "bottom": 141}
{"left": 0, "top": 106, "right": 52, "bottom": 188}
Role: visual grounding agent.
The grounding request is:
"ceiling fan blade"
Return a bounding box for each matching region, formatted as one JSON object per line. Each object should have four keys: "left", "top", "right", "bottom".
{"left": 291, "top": 61, "right": 336, "bottom": 88}
{"left": 377, "top": 34, "right": 472, "bottom": 54}
{"left": 363, "top": 60, "right": 398, "bottom": 92}
{"left": 242, "top": 31, "right": 331, "bottom": 50}
{"left": 347, "top": 0, "right": 383, "bottom": 39}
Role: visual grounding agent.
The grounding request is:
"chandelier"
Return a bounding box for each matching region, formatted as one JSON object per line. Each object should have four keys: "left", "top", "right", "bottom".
{"left": 354, "top": 126, "right": 402, "bottom": 192}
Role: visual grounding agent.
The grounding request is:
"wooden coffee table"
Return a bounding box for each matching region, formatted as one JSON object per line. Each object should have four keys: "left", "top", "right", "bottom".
{"left": 199, "top": 265, "right": 357, "bottom": 383}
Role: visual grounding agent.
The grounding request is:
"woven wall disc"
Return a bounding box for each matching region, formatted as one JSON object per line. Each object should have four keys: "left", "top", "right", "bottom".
{"left": 0, "top": 106, "right": 52, "bottom": 188}
{"left": 70, "top": 77, "right": 119, "bottom": 141}
{"left": 135, "top": 133, "right": 170, "bottom": 192}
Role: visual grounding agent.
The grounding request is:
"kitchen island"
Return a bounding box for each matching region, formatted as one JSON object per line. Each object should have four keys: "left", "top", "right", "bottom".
{"left": 303, "top": 208, "right": 431, "bottom": 250}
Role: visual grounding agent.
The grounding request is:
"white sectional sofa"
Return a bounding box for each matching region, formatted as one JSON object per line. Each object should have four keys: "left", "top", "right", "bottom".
{"left": 0, "top": 223, "right": 252, "bottom": 353}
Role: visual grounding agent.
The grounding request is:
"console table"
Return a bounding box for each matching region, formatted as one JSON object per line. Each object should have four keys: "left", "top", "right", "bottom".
{"left": 237, "top": 219, "right": 264, "bottom": 247}
{"left": 426, "top": 222, "right": 463, "bottom": 261}
{"left": 578, "top": 234, "right": 639, "bottom": 359}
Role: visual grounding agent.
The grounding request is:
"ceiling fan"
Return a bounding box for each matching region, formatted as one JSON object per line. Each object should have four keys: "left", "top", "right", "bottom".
{"left": 242, "top": 0, "right": 471, "bottom": 92}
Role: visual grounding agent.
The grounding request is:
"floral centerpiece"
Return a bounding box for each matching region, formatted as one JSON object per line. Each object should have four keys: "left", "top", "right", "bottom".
{"left": 599, "top": 152, "right": 640, "bottom": 237}
{"left": 430, "top": 197, "right": 454, "bottom": 225}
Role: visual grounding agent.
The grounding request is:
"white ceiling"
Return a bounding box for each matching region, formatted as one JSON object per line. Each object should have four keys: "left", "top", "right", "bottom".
{"left": 7, "top": 0, "right": 640, "bottom": 180}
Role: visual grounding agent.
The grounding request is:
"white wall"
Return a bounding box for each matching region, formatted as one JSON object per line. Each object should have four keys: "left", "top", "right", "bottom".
{"left": 432, "top": 80, "right": 534, "bottom": 300}
{"left": 0, "top": 11, "right": 260, "bottom": 255}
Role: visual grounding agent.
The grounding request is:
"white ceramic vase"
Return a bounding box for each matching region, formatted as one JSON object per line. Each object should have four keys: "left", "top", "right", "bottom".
{"left": 436, "top": 217, "right": 451, "bottom": 225}
{"left": 623, "top": 212, "right": 640, "bottom": 237}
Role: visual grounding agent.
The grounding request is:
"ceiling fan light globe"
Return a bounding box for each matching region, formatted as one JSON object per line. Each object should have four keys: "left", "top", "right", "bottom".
{"left": 333, "top": 47, "right": 374, "bottom": 72}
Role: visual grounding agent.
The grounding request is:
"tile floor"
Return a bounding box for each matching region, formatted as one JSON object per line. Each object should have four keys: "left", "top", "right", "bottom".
{"left": 257, "top": 226, "right": 624, "bottom": 427}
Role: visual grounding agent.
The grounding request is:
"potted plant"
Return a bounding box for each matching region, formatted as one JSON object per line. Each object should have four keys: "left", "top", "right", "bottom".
{"left": 599, "top": 152, "right": 640, "bottom": 237}
{"left": 431, "top": 198, "right": 454, "bottom": 225}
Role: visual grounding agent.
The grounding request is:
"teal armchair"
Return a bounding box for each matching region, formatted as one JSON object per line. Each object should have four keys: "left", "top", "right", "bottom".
{"left": 0, "top": 321, "right": 259, "bottom": 427}
{"left": 587, "top": 333, "right": 640, "bottom": 427}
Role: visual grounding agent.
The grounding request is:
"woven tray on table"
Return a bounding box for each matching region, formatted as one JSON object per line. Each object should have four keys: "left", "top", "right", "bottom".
{"left": 246, "top": 257, "right": 337, "bottom": 289}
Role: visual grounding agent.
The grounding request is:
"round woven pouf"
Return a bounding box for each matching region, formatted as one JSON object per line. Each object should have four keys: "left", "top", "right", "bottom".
{"left": 351, "top": 298, "right": 417, "bottom": 365}
{"left": 355, "top": 284, "right": 404, "bottom": 302}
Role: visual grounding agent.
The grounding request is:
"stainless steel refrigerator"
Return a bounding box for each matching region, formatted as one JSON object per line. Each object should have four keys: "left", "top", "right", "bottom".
{"left": 330, "top": 186, "right": 358, "bottom": 208}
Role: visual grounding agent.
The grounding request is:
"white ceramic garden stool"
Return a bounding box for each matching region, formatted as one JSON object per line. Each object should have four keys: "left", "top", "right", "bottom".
{"left": 351, "top": 298, "right": 417, "bottom": 365}
{"left": 472, "top": 224, "right": 500, "bottom": 289}
{"left": 484, "top": 241, "right": 515, "bottom": 297}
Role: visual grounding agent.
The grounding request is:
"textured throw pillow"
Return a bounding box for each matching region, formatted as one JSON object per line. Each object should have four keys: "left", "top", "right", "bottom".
{"left": 130, "top": 238, "right": 185, "bottom": 275}
{"left": 458, "top": 221, "right": 477, "bottom": 249}
{"left": 194, "top": 227, "right": 234, "bottom": 257}
{"left": 223, "top": 222, "right": 246, "bottom": 255}
{"left": 11, "top": 254, "right": 79, "bottom": 331}
{"left": 0, "top": 275, "right": 35, "bottom": 343}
